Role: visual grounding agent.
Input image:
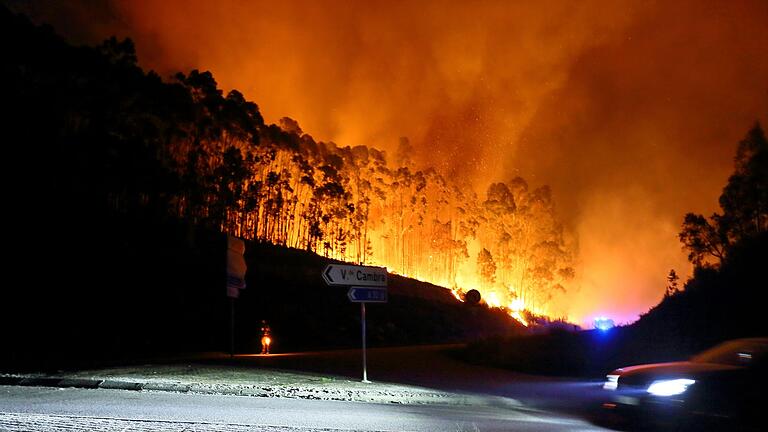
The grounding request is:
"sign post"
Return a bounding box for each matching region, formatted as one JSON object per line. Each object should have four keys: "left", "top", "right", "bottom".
{"left": 361, "top": 302, "right": 368, "bottom": 383}
{"left": 322, "top": 264, "right": 387, "bottom": 383}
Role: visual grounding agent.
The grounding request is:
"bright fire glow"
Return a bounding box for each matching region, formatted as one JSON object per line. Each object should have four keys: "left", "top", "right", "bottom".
{"left": 486, "top": 292, "right": 502, "bottom": 308}
{"left": 510, "top": 298, "right": 525, "bottom": 311}
{"left": 508, "top": 298, "right": 529, "bottom": 327}
{"left": 451, "top": 289, "right": 464, "bottom": 302}
{"left": 451, "top": 288, "right": 529, "bottom": 326}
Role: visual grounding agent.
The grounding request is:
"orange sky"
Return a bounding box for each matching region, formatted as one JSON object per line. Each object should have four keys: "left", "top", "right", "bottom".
{"left": 14, "top": 0, "right": 768, "bottom": 325}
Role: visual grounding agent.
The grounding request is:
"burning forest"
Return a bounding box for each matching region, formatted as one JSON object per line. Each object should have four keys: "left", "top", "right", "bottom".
{"left": 155, "top": 69, "right": 576, "bottom": 322}
{"left": 6, "top": 0, "right": 767, "bottom": 327}
{"left": 1, "top": 3, "right": 577, "bottom": 331}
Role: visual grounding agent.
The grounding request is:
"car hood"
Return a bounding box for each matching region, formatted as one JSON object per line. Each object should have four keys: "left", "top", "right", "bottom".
{"left": 610, "top": 361, "right": 741, "bottom": 386}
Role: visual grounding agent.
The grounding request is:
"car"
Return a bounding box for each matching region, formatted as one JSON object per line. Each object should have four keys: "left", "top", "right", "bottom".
{"left": 601, "top": 337, "right": 767, "bottom": 430}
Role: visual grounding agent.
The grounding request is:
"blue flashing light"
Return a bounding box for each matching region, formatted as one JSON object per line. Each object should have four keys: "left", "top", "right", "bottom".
{"left": 594, "top": 317, "right": 615, "bottom": 331}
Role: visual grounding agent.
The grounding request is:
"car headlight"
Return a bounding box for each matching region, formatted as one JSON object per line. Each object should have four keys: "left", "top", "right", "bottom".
{"left": 603, "top": 374, "right": 619, "bottom": 390}
{"left": 646, "top": 379, "right": 695, "bottom": 396}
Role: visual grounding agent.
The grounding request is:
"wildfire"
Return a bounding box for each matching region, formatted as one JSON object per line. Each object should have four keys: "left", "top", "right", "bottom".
{"left": 489, "top": 293, "right": 531, "bottom": 327}
{"left": 35, "top": 1, "right": 578, "bottom": 324}
{"left": 24, "top": 0, "right": 768, "bottom": 341}
{"left": 486, "top": 292, "right": 503, "bottom": 308}
{"left": 508, "top": 298, "right": 529, "bottom": 327}
{"left": 473, "top": 291, "right": 529, "bottom": 326}
{"left": 448, "top": 287, "right": 529, "bottom": 326}
{"left": 451, "top": 288, "right": 464, "bottom": 302}
{"left": 357, "top": 172, "right": 576, "bottom": 322}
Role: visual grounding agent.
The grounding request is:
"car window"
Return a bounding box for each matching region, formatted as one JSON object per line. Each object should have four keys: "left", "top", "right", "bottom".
{"left": 691, "top": 339, "right": 768, "bottom": 366}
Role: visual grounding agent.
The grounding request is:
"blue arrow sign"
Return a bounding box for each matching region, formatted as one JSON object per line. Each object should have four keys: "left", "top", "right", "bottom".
{"left": 347, "top": 286, "right": 388, "bottom": 303}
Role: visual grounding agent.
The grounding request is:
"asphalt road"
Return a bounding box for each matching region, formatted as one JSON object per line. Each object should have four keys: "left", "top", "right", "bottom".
{"left": 0, "top": 345, "right": 623, "bottom": 431}
{"left": 0, "top": 385, "right": 611, "bottom": 432}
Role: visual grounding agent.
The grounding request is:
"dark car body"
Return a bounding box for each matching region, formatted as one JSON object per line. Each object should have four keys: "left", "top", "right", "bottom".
{"left": 602, "top": 338, "right": 767, "bottom": 429}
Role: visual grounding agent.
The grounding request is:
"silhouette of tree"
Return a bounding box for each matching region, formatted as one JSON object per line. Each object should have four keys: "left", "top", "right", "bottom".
{"left": 720, "top": 123, "right": 768, "bottom": 238}
{"left": 97, "top": 36, "right": 138, "bottom": 66}
{"left": 680, "top": 123, "right": 768, "bottom": 267}
{"left": 665, "top": 269, "right": 680, "bottom": 297}
{"left": 679, "top": 213, "right": 727, "bottom": 266}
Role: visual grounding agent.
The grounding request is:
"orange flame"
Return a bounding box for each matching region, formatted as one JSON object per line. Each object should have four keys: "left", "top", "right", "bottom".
{"left": 507, "top": 298, "right": 529, "bottom": 327}
{"left": 451, "top": 288, "right": 464, "bottom": 302}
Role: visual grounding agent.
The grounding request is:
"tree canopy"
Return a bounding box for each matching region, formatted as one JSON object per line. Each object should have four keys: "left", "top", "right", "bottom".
{"left": 679, "top": 123, "right": 768, "bottom": 267}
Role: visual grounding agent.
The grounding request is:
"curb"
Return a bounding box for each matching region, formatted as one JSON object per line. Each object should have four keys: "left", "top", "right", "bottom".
{"left": 0, "top": 377, "right": 23, "bottom": 386}
{"left": 1, "top": 377, "right": 146, "bottom": 392}
{"left": 142, "top": 382, "right": 191, "bottom": 393}
{"left": 1, "top": 377, "right": 268, "bottom": 397}
{"left": 0, "top": 374, "right": 467, "bottom": 406}
{"left": 58, "top": 378, "right": 104, "bottom": 389}
{"left": 100, "top": 380, "right": 144, "bottom": 391}
{"left": 19, "top": 377, "right": 66, "bottom": 387}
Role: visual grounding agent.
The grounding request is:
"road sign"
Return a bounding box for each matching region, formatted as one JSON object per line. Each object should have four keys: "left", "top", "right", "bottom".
{"left": 226, "top": 235, "right": 247, "bottom": 357}
{"left": 322, "top": 264, "right": 387, "bottom": 287}
{"left": 347, "top": 286, "right": 388, "bottom": 303}
{"left": 226, "top": 276, "right": 246, "bottom": 298}
{"left": 227, "top": 236, "right": 247, "bottom": 298}
{"left": 321, "top": 264, "right": 388, "bottom": 384}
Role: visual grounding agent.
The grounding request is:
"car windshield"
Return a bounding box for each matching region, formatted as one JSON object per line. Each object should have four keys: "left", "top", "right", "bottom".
{"left": 691, "top": 338, "right": 768, "bottom": 366}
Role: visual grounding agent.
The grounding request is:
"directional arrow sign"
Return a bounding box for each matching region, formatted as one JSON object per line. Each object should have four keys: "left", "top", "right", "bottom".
{"left": 322, "top": 264, "right": 387, "bottom": 287}
{"left": 347, "top": 286, "right": 388, "bottom": 303}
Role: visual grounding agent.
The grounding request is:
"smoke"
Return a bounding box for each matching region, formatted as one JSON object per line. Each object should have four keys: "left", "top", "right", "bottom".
{"left": 12, "top": 0, "right": 768, "bottom": 325}
{"left": 511, "top": 0, "right": 768, "bottom": 323}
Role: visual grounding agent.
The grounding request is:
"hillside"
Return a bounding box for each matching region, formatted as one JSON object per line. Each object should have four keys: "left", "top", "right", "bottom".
{"left": 0, "top": 5, "right": 525, "bottom": 372}
{"left": 3, "top": 212, "right": 521, "bottom": 371}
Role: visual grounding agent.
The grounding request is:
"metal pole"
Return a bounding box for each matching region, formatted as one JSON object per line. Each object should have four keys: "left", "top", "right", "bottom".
{"left": 361, "top": 302, "right": 370, "bottom": 383}
{"left": 230, "top": 298, "right": 235, "bottom": 357}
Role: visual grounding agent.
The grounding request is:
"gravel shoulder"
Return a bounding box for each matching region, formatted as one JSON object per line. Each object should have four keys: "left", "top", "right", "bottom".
{"left": 1, "top": 346, "right": 527, "bottom": 408}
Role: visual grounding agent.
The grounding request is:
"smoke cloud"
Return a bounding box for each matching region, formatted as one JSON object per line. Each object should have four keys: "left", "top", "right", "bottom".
{"left": 13, "top": 0, "right": 768, "bottom": 324}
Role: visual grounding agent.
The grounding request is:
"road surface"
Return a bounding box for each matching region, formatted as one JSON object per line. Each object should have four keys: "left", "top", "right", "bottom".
{"left": 0, "top": 385, "right": 611, "bottom": 431}
{"left": 1, "top": 345, "right": 620, "bottom": 431}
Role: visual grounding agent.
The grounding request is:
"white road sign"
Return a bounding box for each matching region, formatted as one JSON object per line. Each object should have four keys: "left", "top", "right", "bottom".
{"left": 227, "top": 235, "right": 247, "bottom": 298}
{"left": 322, "top": 264, "right": 387, "bottom": 287}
